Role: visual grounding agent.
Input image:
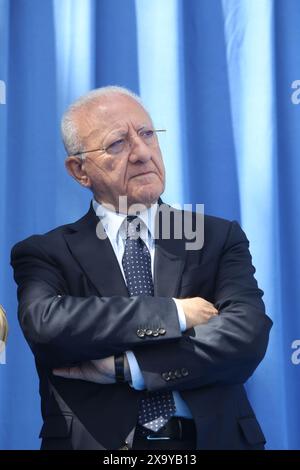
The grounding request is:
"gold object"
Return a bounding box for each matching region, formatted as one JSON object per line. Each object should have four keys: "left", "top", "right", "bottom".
{"left": 0, "top": 305, "right": 8, "bottom": 344}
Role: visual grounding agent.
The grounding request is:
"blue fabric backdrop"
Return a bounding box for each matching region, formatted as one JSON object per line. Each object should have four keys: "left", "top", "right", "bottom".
{"left": 0, "top": 0, "right": 299, "bottom": 449}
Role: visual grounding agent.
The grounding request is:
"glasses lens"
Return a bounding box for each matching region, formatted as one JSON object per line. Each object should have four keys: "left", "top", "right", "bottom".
{"left": 106, "top": 138, "right": 127, "bottom": 155}
{"left": 105, "top": 129, "right": 163, "bottom": 155}
{"left": 139, "top": 129, "right": 159, "bottom": 146}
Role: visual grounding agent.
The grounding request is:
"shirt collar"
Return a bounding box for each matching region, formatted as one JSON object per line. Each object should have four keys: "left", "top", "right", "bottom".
{"left": 92, "top": 199, "right": 158, "bottom": 241}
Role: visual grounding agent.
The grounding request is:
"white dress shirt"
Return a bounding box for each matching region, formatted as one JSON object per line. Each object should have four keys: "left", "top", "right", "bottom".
{"left": 93, "top": 199, "right": 192, "bottom": 418}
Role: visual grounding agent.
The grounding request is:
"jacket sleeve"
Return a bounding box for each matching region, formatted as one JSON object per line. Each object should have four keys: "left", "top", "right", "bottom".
{"left": 11, "top": 237, "right": 181, "bottom": 368}
{"left": 133, "top": 221, "right": 273, "bottom": 391}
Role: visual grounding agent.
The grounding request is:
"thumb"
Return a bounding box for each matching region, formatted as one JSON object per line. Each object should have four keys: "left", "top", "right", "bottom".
{"left": 52, "top": 367, "right": 71, "bottom": 377}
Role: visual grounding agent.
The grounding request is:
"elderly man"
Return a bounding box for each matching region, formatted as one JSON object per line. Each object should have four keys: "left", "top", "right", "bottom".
{"left": 11, "top": 86, "right": 272, "bottom": 450}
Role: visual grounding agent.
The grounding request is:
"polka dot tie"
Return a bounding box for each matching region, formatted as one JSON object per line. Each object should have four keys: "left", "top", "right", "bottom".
{"left": 122, "top": 216, "right": 176, "bottom": 433}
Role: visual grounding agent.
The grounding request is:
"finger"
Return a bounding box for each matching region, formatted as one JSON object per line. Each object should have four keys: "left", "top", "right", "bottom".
{"left": 52, "top": 367, "right": 71, "bottom": 377}
{"left": 209, "top": 309, "right": 218, "bottom": 316}
{"left": 53, "top": 366, "right": 82, "bottom": 380}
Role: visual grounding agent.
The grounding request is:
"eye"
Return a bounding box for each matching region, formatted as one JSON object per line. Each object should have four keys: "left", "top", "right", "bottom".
{"left": 106, "top": 139, "right": 125, "bottom": 155}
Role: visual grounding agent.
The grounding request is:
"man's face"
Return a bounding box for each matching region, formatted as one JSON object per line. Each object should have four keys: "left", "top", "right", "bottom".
{"left": 70, "top": 94, "right": 165, "bottom": 211}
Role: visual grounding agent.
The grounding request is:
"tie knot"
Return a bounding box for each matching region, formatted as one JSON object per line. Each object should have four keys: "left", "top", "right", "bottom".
{"left": 125, "top": 216, "right": 141, "bottom": 239}
{"left": 126, "top": 215, "right": 137, "bottom": 223}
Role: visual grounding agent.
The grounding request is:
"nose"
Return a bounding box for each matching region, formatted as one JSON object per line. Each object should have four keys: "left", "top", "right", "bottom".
{"left": 128, "top": 134, "right": 152, "bottom": 164}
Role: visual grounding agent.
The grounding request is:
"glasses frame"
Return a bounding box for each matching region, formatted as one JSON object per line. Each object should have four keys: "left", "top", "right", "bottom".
{"left": 71, "top": 129, "right": 166, "bottom": 158}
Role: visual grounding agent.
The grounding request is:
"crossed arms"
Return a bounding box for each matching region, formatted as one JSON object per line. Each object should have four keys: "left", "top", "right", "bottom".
{"left": 11, "top": 221, "right": 272, "bottom": 391}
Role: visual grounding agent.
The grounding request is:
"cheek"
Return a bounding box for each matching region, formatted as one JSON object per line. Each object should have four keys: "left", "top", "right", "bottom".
{"left": 109, "top": 160, "right": 127, "bottom": 183}
{"left": 155, "top": 152, "right": 165, "bottom": 178}
{"left": 94, "top": 157, "right": 124, "bottom": 181}
{"left": 101, "top": 155, "right": 117, "bottom": 173}
{"left": 98, "top": 159, "right": 129, "bottom": 194}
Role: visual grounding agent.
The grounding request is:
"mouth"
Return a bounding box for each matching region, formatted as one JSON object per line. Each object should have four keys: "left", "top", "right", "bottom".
{"left": 131, "top": 171, "right": 157, "bottom": 179}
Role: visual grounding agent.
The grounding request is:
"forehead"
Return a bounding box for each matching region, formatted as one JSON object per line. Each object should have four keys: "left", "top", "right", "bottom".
{"left": 75, "top": 94, "right": 152, "bottom": 141}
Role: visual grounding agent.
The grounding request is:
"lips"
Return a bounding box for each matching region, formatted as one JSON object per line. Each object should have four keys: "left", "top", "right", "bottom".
{"left": 131, "top": 171, "right": 156, "bottom": 178}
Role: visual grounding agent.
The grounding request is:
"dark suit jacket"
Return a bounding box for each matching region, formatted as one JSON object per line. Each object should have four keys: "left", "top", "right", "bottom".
{"left": 11, "top": 203, "right": 272, "bottom": 450}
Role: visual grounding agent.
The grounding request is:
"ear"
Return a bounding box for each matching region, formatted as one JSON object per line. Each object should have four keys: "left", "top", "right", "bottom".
{"left": 65, "top": 157, "right": 91, "bottom": 188}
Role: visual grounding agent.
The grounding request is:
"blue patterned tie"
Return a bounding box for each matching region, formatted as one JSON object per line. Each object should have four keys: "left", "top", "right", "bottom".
{"left": 122, "top": 216, "right": 176, "bottom": 432}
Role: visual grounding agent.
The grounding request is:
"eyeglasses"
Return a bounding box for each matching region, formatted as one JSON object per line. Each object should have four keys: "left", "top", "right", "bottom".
{"left": 72, "top": 128, "right": 166, "bottom": 158}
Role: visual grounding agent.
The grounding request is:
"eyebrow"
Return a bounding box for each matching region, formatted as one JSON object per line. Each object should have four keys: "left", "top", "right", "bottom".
{"left": 137, "top": 124, "right": 153, "bottom": 131}
{"left": 108, "top": 124, "right": 153, "bottom": 140}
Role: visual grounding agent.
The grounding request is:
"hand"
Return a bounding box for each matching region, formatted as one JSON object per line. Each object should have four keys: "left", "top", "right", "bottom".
{"left": 176, "top": 296, "right": 218, "bottom": 329}
{"left": 53, "top": 355, "right": 116, "bottom": 384}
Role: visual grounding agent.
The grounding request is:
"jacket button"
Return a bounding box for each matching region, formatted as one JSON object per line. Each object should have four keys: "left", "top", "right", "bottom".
{"left": 181, "top": 368, "right": 189, "bottom": 377}
{"left": 174, "top": 369, "right": 182, "bottom": 378}
{"left": 162, "top": 372, "right": 171, "bottom": 381}
{"left": 145, "top": 329, "right": 153, "bottom": 336}
{"left": 169, "top": 371, "right": 176, "bottom": 380}
{"left": 158, "top": 328, "right": 166, "bottom": 335}
{"left": 152, "top": 330, "right": 159, "bottom": 337}
{"left": 137, "top": 329, "right": 145, "bottom": 338}
{"left": 119, "top": 443, "right": 129, "bottom": 450}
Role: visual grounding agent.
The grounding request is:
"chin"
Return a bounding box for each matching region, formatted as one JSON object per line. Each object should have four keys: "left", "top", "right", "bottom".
{"left": 130, "top": 184, "right": 164, "bottom": 208}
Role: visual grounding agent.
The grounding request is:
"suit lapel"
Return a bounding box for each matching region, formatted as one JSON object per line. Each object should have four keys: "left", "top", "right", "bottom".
{"left": 64, "top": 206, "right": 128, "bottom": 297}
{"left": 154, "top": 204, "right": 187, "bottom": 298}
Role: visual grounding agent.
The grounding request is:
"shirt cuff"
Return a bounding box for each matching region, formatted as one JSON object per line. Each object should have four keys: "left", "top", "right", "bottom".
{"left": 125, "top": 351, "right": 146, "bottom": 390}
{"left": 173, "top": 298, "right": 186, "bottom": 332}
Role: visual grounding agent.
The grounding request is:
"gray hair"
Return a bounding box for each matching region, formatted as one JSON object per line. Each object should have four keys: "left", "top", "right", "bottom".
{"left": 61, "top": 86, "right": 146, "bottom": 156}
